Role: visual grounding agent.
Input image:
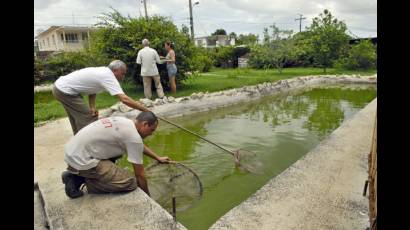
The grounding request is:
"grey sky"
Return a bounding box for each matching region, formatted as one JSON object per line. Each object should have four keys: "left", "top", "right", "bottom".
{"left": 34, "top": 0, "right": 377, "bottom": 39}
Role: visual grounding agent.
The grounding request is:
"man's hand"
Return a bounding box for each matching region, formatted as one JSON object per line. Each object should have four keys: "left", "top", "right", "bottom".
{"left": 157, "top": 156, "right": 171, "bottom": 163}
{"left": 90, "top": 108, "right": 99, "bottom": 117}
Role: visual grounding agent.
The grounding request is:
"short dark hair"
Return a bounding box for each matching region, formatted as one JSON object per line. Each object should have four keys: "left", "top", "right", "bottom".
{"left": 136, "top": 111, "right": 158, "bottom": 126}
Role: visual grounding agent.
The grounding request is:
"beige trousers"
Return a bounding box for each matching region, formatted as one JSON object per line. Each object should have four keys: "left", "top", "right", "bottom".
{"left": 142, "top": 75, "right": 164, "bottom": 99}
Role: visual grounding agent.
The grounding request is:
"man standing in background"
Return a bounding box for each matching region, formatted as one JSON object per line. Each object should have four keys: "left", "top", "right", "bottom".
{"left": 136, "top": 39, "right": 165, "bottom": 99}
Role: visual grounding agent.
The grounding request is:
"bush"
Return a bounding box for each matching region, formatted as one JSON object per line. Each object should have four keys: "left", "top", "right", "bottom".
{"left": 34, "top": 51, "right": 110, "bottom": 85}
{"left": 248, "top": 45, "right": 271, "bottom": 69}
{"left": 337, "top": 39, "right": 376, "bottom": 70}
{"left": 90, "top": 10, "right": 198, "bottom": 90}
{"left": 42, "top": 51, "right": 110, "bottom": 80}
{"left": 210, "top": 46, "right": 250, "bottom": 68}
{"left": 212, "top": 46, "right": 235, "bottom": 68}
{"left": 189, "top": 47, "right": 213, "bottom": 72}
{"left": 34, "top": 58, "right": 45, "bottom": 85}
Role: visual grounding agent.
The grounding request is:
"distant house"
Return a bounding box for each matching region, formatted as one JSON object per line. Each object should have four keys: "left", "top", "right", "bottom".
{"left": 35, "top": 26, "right": 96, "bottom": 52}
{"left": 194, "top": 35, "right": 235, "bottom": 48}
{"left": 238, "top": 53, "right": 250, "bottom": 68}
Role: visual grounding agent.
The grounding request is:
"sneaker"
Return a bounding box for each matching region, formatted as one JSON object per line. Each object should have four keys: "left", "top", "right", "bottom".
{"left": 61, "top": 171, "right": 85, "bottom": 198}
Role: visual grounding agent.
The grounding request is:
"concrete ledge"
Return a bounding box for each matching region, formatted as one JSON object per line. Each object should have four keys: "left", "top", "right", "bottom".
{"left": 34, "top": 185, "right": 48, "bottom": 230}
{"left": 103, "top": 75, "right": 376, "bottom": 120}
{"left": 38, "top": 178, "right": 186, "bottom": 230}
{"left": 209, "top": 98, "right": 377, "bottom": 230}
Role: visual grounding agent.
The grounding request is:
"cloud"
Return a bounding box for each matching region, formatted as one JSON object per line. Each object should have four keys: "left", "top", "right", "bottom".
{"left": 34, "top": 0, "right": 377, "bottom": 38}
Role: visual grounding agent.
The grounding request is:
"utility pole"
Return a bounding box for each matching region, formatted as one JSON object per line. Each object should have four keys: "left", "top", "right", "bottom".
{"left": 72, "top": 12, "right": 75, "bottom": 26}
{"left": 295, "top": 14, "right": 306, "bottom": 33}
{"left": 189, "top": 0, "right": 194, "bottom": 40}
{"left": 143, "top": 0, "right": 148, "bottom": 20}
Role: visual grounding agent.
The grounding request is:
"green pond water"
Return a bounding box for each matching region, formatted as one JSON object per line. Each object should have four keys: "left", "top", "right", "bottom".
{"left": 118, "top": 83, "right": 376, "bottom": 230}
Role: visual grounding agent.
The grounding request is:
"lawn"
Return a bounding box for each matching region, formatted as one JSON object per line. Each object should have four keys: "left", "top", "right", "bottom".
{"left": 34, "top": 67, "right": 376, "bottom": 125}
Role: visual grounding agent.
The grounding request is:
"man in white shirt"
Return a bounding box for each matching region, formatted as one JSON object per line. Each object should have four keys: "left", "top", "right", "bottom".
{"left": 62, "top": 111, "right": 171, "bottom": 198}
{"left": 136, "top": 39, "right": 165, "bottom": 99}
{"left": 52, "top": 60, "right": 149, "bottom": 134}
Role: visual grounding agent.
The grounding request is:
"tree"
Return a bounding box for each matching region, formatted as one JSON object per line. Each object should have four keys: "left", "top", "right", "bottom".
{"left": 263, "top": 24, "right": 293, "bottom": 42}
{"left": 90, "top": 9, "right": 198, "bottom": 89}
{"left": 307, "top": 9, "right": 350, "bottom": 73}
{"left": 229, "top": 32, "right": 237, "bottom": 40}
{"left": 181, "top": 24, "right": 190, "bottom": 38}
{"left": 338, "top": 39, "right": 377, "bottom": 70}
{"left": 251, "top": 24, "right": 294, "bottom": 74}
{"left": 212, "top": 29, "right": 227, "bottom": 36}
{"left": 237, "top": 33, "right": 259, "bottom": 45}
{"left": 292, "top": 31, "right": 315, "bottom": 66}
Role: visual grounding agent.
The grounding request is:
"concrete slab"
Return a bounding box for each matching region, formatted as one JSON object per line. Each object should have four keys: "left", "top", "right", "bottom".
{"left": 34, "top": 185, "right": 48, "bottom": 230}
{"left": 38, "top": 179, "right": 186, "bottom": 230}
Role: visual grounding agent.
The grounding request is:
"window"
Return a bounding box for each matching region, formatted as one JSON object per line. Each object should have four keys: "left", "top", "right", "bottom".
{"left": 61, "top": 34, "right": 64, "bottom": 41}
{"left": 82, "top": 32, "right": 88, "bottom": 40}
{"left": 65, "top": 33, "right": 79, "bottom": 43}
{"left": 47, "top": 38, "right": 50, "bottom": 47}
{"left": 52, "top": 35, "right": 56, "bottom": 45}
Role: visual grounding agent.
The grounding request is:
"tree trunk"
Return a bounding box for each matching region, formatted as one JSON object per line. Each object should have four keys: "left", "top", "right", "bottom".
{"left": 275, "top": 62, "right": 282, "bottom": 74}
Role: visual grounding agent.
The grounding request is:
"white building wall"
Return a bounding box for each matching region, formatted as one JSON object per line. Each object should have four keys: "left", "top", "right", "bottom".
{"left": 37, "top": 28, "right": 91, "bottom": 52}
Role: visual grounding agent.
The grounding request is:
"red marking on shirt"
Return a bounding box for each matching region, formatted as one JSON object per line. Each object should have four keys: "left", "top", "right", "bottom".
{"left": 101, "top": 118, "right": 113, "bottom": 128}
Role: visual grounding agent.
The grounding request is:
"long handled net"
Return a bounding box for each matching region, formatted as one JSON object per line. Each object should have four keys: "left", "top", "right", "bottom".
{"left": 145, "top": 161, "right": 203, "bottom": 213}
{"left": 158, "top": 116, "right": 262, "bottom": 174}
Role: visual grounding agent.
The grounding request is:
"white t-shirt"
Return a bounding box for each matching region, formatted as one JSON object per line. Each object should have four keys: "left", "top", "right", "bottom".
{"left": 64, "top": 117, "right": 144, "bottom": 170}
{"left": 54, "top": 67, "right": 124, "bottom": 96}
{"left": 136, "top": 47, "right": 162, "bottom": 76}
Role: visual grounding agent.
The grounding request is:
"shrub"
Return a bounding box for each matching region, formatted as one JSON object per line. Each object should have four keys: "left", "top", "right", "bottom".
{"left": 337, "top": 39, "right": 376, "bottom": 70}
{"left": 90, "top": 10, "right": 198, "bottom": 90}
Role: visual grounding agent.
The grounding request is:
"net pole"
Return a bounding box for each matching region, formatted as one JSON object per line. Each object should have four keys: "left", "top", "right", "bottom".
{"left": 172, "top": 197, "right": 176, "bottom": 221}
{"left": 158, "top": 116, "right": 236, "bottom": 156}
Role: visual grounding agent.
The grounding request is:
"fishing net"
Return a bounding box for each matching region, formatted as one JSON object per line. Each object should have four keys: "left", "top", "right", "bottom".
{"left": 145, "top": 161, "right": 203, "bottom": 213}
{"left": 233, "top": 148, "right": 264, "bottom": 174}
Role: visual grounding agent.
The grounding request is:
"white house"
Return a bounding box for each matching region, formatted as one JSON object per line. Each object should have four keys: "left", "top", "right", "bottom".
{"left": 194, "top": 35, "right": 235, "bottom": 48}
{"left": 35, "top": 26, "right": 95, "bottom": 52}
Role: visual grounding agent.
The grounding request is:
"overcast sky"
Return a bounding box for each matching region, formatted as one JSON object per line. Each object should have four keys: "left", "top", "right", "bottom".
{"left": 34, "top": 0, "right": 377, "bottom": 39}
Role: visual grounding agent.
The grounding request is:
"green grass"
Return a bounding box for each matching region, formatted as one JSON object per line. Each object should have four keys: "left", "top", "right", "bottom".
{"left": 34, "top": 67, "right": 376, "bottom": 125}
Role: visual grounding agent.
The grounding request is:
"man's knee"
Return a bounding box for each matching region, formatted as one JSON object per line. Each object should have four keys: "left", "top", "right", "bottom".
{"left": 125, "top": 177, "right": 138, "bottom": 191}
{"left": 84, "top": 177, "right": 137, "bottom": 193}
{"left": 107, "top": 177, "right": 137, "bottom": 192}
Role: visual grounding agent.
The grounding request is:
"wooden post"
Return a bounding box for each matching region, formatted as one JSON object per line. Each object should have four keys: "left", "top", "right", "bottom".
{"left": 172, "top": 197, "right": 176, "bottom": 221}
{"left": 368, "top": 114, "right": 377, "bottom": 229}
